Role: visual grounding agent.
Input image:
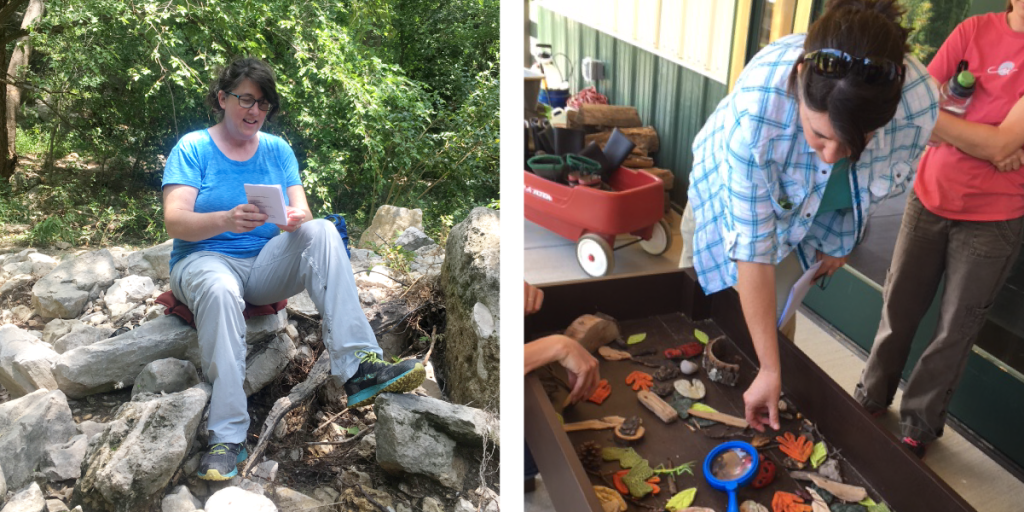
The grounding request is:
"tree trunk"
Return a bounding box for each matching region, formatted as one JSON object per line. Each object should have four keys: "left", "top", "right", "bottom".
{"left": 6, "top": 0, "right": 45, "bottom": 169}
{"left": 0, "top": 25, "right": 9, "bottom": 181}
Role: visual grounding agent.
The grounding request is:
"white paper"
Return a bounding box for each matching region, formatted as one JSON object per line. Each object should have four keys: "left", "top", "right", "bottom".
{"left": 244, "top": 183, "right": 288, "bottom": 225}
{"left": 778, "top": 261, "right": 823, "bottom": 330}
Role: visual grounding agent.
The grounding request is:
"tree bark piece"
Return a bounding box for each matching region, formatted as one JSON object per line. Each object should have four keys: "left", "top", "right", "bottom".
{"left": 585, "top": 126, "right": 660, "bottom": 153}
{"left": 686, "top": 408, "right": 749, "bottom": 428}
{"left": 578, "top": 104, "right": 643, "bottom": 129}
{"left": 565, "top": 314, "right": 620, "bottom": 353}
{"left": 637, "top": 390, "right": 678, "bottom": 423}
{"left": 241, "top": 350, "right": 331, "bottom": 476}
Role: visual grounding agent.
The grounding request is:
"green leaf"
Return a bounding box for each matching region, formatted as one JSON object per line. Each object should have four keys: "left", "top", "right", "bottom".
{"left": 689, "top": 402, "right": 718, "bottom": 414}
{"left": 810, "top": 441, "right": 827, "bottom": 468}
{"left": 694, "top": 329, "right": 709, "bottom": 344}
{"left": 347, "top": 426, "right": 360, "bottom": 436}
{"left": 867, "top": 503, "right": 892, "bottom": 512}
{"left": 665, "top": 488, "right": 697, "bottom": 511}
{"left": 860, "top": 498, "right": 878, "bottom": 506}
{"left": 627, "top": 333, "right": 647, "bottom": 345}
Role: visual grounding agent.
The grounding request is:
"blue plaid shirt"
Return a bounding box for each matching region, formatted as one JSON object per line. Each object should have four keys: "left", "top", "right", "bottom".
{"left": 689, "top": 34, "right": 938, "bottom": 294}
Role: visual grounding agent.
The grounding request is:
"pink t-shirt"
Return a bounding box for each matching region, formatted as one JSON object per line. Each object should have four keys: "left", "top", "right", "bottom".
{"left": 915, "top": 12, "right": 1024, "bottom": 221}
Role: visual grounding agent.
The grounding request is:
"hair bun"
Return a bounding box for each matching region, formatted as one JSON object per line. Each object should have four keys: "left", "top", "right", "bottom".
{"left": 826, "top": 0, "right": 906, "bottom": 25}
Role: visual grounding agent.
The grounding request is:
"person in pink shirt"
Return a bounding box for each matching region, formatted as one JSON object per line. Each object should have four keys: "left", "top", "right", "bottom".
{"left": 855, "top": 0, "right": 1024, "bottom": 458}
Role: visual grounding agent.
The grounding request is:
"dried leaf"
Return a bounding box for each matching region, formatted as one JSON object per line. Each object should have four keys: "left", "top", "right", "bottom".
{"left": 751, "top": 434, "right": 772, "bottom": 448}
{"left": 627, "top": 333, "right": 647, "bottom": 344}
{"left": 694, "top": 329, "right": 709, "bottom": 344}
{"left": 776, "top": 432, "right": 813, "bottom": 463}
{"left": 810, "top": 441, "right": 827, "bottom": 469}
{"left": 665, "top": 488, "right": 697, "bottom": 511}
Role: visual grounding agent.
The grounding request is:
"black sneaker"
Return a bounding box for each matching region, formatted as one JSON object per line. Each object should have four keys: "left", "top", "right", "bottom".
{"left": 901, "top": 436, "right": 927, "bottom": 459}
{"left": 197, "top": 442, "right": 248, "bottom": 481}
{"left": 343, "top": 350, "right": 425, "bottom": 408}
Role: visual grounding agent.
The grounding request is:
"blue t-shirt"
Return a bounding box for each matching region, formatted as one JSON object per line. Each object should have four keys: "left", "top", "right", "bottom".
{"left": 162, "top": 129, "right": 302, "bottom": 271}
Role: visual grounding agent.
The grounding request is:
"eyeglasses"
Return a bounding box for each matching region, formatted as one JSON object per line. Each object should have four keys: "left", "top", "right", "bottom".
{"left": 225, "top": 92, "right": 272, "bottom": 111}
{"left": 803, "top": 49, "right": 905, "bottom": 85}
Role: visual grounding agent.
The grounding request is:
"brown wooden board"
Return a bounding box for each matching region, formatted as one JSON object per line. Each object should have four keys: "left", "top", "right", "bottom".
{"left": 524, "top": 270, "right": 975, "bottom": 512}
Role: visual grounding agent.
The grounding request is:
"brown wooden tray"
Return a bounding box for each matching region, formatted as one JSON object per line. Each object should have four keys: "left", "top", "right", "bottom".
{"left": 524, "top": 270, "right": 975, "bottom": 512}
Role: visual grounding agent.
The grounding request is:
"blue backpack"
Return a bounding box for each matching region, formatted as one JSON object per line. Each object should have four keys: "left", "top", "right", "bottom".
{"left": 323, "top": 214, "right": 351, "bottom": 258}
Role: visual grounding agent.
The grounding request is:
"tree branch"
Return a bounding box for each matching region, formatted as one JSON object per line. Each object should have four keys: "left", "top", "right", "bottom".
{"left": 0, "top": 0, "right": 30, "bottom": 27}
{"left": 1, "top": 29, "right": 28, "bottom": 47}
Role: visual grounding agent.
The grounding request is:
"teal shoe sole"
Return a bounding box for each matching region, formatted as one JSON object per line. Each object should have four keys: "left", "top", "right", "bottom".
{"left": 347, "top": 363, "right": 426, "bottom": 408}
{"left": 197, "top": 446, "right": 248, "bottom": 481}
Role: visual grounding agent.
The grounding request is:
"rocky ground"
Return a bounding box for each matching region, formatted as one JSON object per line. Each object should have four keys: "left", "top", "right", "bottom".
{"left": 0, "top": 206, "right": 501, "bottom": 512}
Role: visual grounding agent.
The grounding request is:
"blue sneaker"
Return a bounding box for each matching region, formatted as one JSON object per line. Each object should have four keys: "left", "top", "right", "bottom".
{"left": 197, "top": 443, "right": 248, "bottom": 481}
{"left": 343, "top": 350, "right": 425, "bottom": 408}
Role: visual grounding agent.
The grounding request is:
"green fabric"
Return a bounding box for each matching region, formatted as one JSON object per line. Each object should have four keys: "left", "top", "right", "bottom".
{"left": 817, "top": 158, "right": 853, "bottom": 213}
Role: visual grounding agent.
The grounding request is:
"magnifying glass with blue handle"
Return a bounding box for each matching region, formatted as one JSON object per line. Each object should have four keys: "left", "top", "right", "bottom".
{"left": 703, "top": 441, "right": 759, "bottom": 512}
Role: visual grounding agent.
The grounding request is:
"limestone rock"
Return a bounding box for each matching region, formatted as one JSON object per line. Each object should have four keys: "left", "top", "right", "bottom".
{"left": 72, "top": 385, "right": 211, "bottom": 512}
{"left": 286, "top": 289, "right": 318, "bottom": 318}
{"left": 349, "top": 249, "right": 383, "bottom": 273}
{"left": 0, "top": 274, "right": 34, "bottom": 298}
{"left": 42, "top": 319, "right": 85, "bottom": 344}
{"left": 40, "top": 433, "right": 88, "bottom": 482}
{"left": 0, "top": 462, "right": 6, "bottom": 507}
{"left": 0, "top": 389, "right": 79, "bottom": 491}
{"left": 124, "top": 241, "right": 172, "bottom": 280}
{"left": 105, "top": 276, "right": 156, "bottom": 306}
{"left": 32, "top": 249, "right": 118, "bottom": 319}
{"left": 243, "top": 333, "right": 296, "bottom": 396}
{"left": 161, "top": 485, "right": 202, "bottom": 512}
{"left": 438, "top": 207, "right": 499, "bottom": 407}
{"left": 421, "top": 497, "right": 444, "bottom": 512}
{"left": 46, "top": 499, "right": 70, "bottom": 512}
{"left": 52, "top": 325, "right": 114, "bottom": 354}
{"left": 205, "top": 487, "right": 276, "bottom": 512}
{"left": 0, "top": 325, "right": 60, "bottom": 397}
{"left": 358, "top": 205, "right": 423, "bottom": 249}
{"left": 339, "top": 486, "right": 392, "bottom": 512}
{"left": 395, "top": 227, "right": 435, "bottom": 252}
{"left": 411, "top": 245, "right": 445, "bottom": 277}
{"left": 272, "top": 487, "right": 322, "bottom": 511}
{"left": 3, "top": 482, "right": 45, "bottom": 512}
{"left": 131, "top": 358, "right": 200, "bottom": 398}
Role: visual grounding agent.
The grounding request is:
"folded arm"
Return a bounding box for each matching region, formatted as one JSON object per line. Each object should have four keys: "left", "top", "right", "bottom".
{"left": 933, "top": 95, "right": 1024, "bottom": 163}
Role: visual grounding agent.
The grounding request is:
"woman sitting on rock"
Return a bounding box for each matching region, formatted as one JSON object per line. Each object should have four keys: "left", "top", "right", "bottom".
{"left": 162, "top": 57, "right": 424, "bottom": 481}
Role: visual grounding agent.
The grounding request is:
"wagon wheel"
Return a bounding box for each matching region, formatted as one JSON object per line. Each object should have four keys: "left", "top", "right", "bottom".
{"left": 576, "top": 234, "right": 615, "bottom": 277}
{"left": 639, "top": 219, "right": 671, "bottom": 256}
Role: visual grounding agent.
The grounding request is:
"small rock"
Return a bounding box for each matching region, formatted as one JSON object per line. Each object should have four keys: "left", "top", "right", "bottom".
{"left": 274, "top": 487, "right": 323, "bottom": 511}
{"left": 46, "top": 498, "right": 70, "bottom": 512}
{"left": 285, "top": 324, "right": 299, "bottom": 342}
{"left": 312, "top": 487, "right": 340, "bottom": 505}
{"left": 355, "top": 432, "right": 376, "bottom": 460}
{"left": 205, "top": 486, "right": 276, "bottom": 512}
{"left": 679, "top": 359, "right": 700, "bottom": 375}
{"left": 818, "top": 459, "right": 843, "bottom": 482}
{"left": 12, "top": 304, "right": 34, "bottom": 323}
{"left": 338, "top": 469, "right": 372, "bottom": 490}
{"left": 162, "top": 485, "right": 202, "bottom": 512}
{"left": 289, "top": 448, "right": 302, "bottom": 461}
{"left": 4, "top": 482, "right": 45, "bottom": 512}
{"left": 454, "top": 498, "right": 475, "bottom": 512}
{"left": 253, "top": 460, "right": 279, "bottom": 483}
{"left": 421, "top": 497, "right": 444, "bottom": 512}
{"left": 237, "top": 478, "right": 266, "bottom": 496}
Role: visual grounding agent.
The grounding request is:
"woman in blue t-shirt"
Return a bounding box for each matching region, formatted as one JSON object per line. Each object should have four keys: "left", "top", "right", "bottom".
{"left": 161, "top": 58, "right": 425, "bottom": 481}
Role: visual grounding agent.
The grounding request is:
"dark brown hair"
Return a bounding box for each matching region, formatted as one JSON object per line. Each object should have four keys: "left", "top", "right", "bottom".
{"left": 1008, "top": 0, "right": 1013, "bottom": 13}
{"left": 787, "top": 0, "right": 909, "bottom": 162}
{"left": 206, "top": 57, "right": 281, "bottom": 121}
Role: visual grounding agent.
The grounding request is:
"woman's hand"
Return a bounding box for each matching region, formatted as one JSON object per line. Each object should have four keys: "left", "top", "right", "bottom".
{"left": 814, "top": 250, "right": 848, "bottom": 281}
{"left": 224, "top": 204, "right": 268, "bottom": 233}
{"left": 744, "top": 368, "right": 782, "bottom": 432}
{"left": 556, "top": 335, "right": 601, "bottom": 405}
{"left": 993, "top": 148, "right": 1024, "bottom": 172}
{"left": 277, "top": 206, "right": 307, "bottom": 233}
{"left": 525, "top": 282, "right": 544, "bottom": 315}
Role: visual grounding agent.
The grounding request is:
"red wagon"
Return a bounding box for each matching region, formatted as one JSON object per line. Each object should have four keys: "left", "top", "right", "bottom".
{"left": 524, "top": 167, "right": 670, "bottom": 277}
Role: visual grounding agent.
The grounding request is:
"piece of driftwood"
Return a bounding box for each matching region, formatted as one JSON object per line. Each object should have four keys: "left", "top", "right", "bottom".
{"left": 565, "top": 314, "right": 620, "bottom": 353}
{"left": 242, "top": 351, "right": 331, "bottom": 476}
{"left": 585, "top": 126, "right": 660, "bottom": 152}
{"left": 564, "top": 416, "right": 626, "bottom": 432}
{"left": 637, "top": 390, "right": 678, "bottom": 424}
{"left": 597, "top": 346, "right": 662, "bottom": 369}
{"left": 789, "top": 472, "right": 868, "bottom": 502}
{"left": 686, "top": 408, "right": 749, "bottom": 429}
{"left": 578, "top": 104, "right": 643, "bottom": 128}
{"left": 623, "top": 155, "right": 654, "bottom": 168}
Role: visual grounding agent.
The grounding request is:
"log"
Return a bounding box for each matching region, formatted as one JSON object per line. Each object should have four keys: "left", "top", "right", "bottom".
{"left": 686, "top": 408, "right": 749, "bottom": 429}
{"left": 641, "top": 168, "right": 674, "bottom": 190}
{"left": 637, "top": 390, "right": 678, "bottom": 423}
{"left": 623, "top": 155, "right": 654, "bottom": 168}
{"left": 241, "top": 351, "right": 331, "bottom": 476}
{"left": 578, "top": 104, "right": 643, "bottom": 129}
{"left": 585, "top": 126, "right": 660, "bottom": 153}
{"left": 565, "top": 314, "right": 620, "bottom": 353}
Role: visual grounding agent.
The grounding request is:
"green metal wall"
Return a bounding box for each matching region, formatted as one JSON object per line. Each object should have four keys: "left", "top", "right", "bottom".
{"left": 536, "top": 8, "right": 729, "bottom": 208}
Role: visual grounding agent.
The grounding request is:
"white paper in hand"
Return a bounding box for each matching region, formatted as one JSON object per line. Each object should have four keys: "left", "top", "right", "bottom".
{"left": 244, "top": 184, "right": 288, "bottom": 225}
{"left": 778, "top": 261, "right": 822, "bottom": 330}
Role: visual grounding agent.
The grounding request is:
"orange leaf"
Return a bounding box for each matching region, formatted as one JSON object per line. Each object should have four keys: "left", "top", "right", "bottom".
{"left": 772, "top": 491, "right": 811, "bottom": 512}
{"left": 625, "top": 371, "right": 653, "bottom": 391}
{"left": 775, "top": 432, "right": 813, "bottom": 463}
{"left": 588, "top": 379, "right": 612, "bottom": 404}
{"left": 613, "top": 470, "right": 630, "bottom": 495}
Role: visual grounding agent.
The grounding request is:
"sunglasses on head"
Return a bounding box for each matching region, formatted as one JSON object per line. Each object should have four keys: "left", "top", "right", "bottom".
{"left": 803, "top": 49, "right": 905, "bottom": 85}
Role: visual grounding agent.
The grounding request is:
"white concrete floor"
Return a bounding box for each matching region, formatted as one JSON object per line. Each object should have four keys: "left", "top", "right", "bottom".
{"left": 524, "top": 214, "right": 1024, "bottom": 512}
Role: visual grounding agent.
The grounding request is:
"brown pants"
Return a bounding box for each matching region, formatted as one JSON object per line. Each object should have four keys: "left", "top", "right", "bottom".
{"left": 855, "top": 189, "right": 1023, "bottom": 443}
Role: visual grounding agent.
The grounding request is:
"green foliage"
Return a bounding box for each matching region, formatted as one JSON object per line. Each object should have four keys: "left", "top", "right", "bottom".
{"left": 20, "top": 0, "right": 498, "bottom": 243}
{"left": 902, "top": 0, "right": 972, "bottom": 64}
{"left": 369, "top": 235, "right": 416, "bottom": 277}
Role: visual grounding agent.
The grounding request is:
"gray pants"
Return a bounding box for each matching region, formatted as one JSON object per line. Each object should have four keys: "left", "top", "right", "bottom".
{"left": 855, "top": 189, "right": 1023, "bottom": 443}
{"left": 170, "top": 219, "right": 380, "bottom": 444}
{"left": 679, "top": 201, "right": 801, "bottom": 338}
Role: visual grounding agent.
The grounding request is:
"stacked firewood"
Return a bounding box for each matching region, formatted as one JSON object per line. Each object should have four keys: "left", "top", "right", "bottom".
{"left": 567, "top": 104, "right": 673, "bottom": 213}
